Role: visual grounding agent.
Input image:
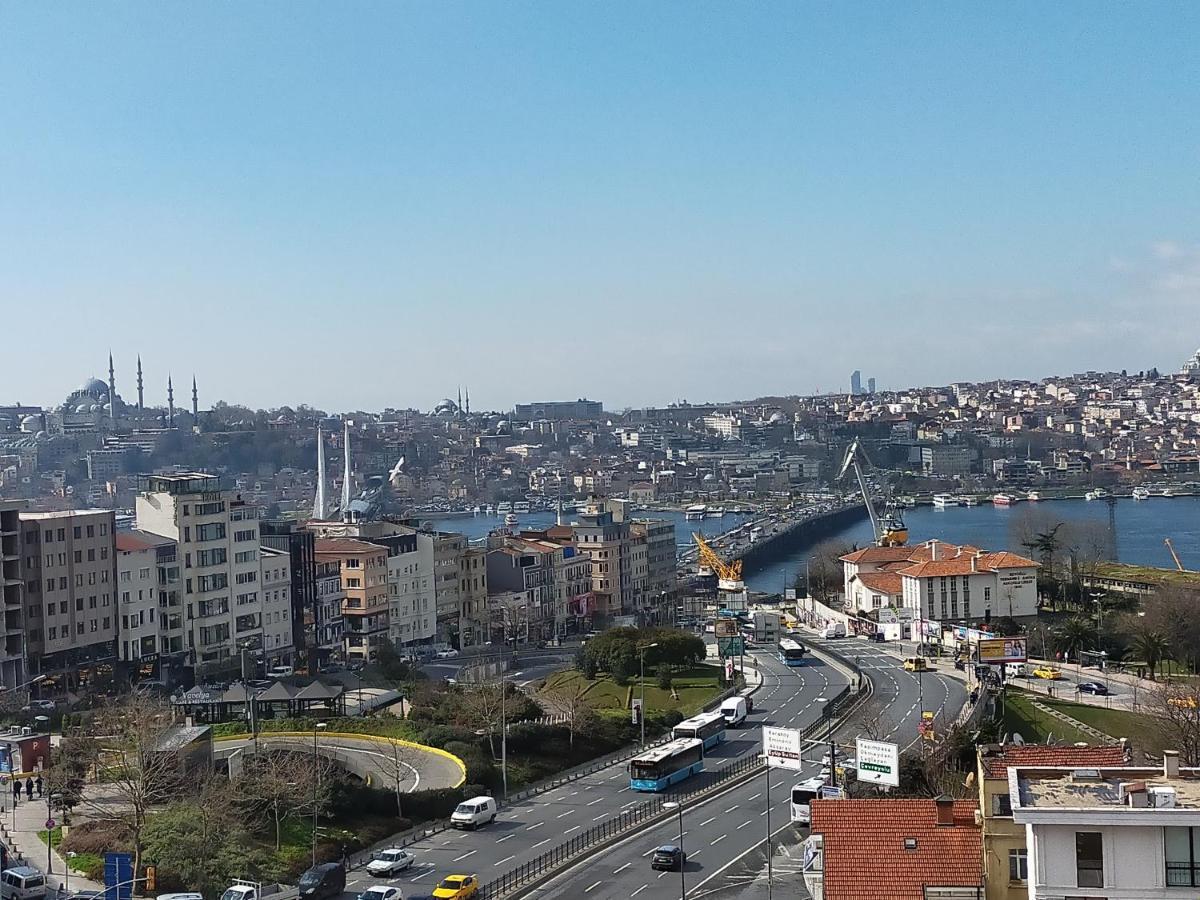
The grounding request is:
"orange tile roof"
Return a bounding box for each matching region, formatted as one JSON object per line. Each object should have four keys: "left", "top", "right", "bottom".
{"left": 856, "top": 572, "right": 903, "bottom": 595}
{"left": 840, "top": 546, "right": 916, "bottom": 564}
{"left": 844, "top": 539, "right": 1036, "bottom": 578}
{"left": 979, "top": 745, "right": 1126, "bottom": 779}
{"left": 314, "top": 538, "right": 385, "bottom": 555}
{"left": 811, "top": 799, "right": 982, "bottom": 900}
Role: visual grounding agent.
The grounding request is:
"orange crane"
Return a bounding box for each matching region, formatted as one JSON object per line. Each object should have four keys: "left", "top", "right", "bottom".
{"left": 1165, "top": 537, "right": 1186, "bottom": 571}
{"left": 693, "top": 532, "right": 743, "bottom": 586}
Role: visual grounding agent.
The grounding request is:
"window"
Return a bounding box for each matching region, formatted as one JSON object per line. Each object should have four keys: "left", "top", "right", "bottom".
{"left": 73, "top": 526, "right": 81, "bottom": 539}
{"left": 990, "top": 793, "right": 1012, "bottom": 816}
{"left": 1076, "top": 831, "right": 1103, "bottom": 887}
{"left": 86, "top": 525, "right": 94, "bottom": 538}
{"left": 234, "top": 529, "right": 256, "bottom": 542}
{"left": 43, "top": 530, "right": 52, "bottom": 543}
{"left": 87, "top": 548, "right": 95, "bottom": 562}
{"left": 1166, "top": 827, "right": 1200, "bottom": 886}
{"left": 120, "top": 571, "right": 131, "bottom": 583}
{"left": 196, "top": 523, "right": 226, "bottom": 542}
{"left": 74, "top": 550, "right": 82, "bottom": 564}
{"left": 45, "top": 579, "right": 54, "bottom": 593}
{"left": 139, "top": 567, "right": 151, "bottom": 579}
{"left": 1008, "top": 848, "right": 1028, "bottom": 882}
{"left": 197, "top": 548, "right": 227, "bottom": 567}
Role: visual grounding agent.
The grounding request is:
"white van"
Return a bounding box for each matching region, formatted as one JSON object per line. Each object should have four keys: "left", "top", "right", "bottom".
{"left": 1, "top": 868, "right": 46, "bottom": 900}
{"left": 451, "top": 795, "right": 498, "bottom": 829}
{"left": 720, "top": 696, "right": 748, "bottom": 727}
{"left": 1005, "top": 663, "right": 1027, "bottom": 679}
{"left": 822, "top": 622, "right": 845, "bottom": 639}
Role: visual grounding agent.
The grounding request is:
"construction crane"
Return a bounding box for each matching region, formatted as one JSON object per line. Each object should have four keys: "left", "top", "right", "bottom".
{"left": 693, "top": 532, "right": 744, "bottom": 588}
{"left": 1165, "top": 537, "right": 1186, "bottom": 571}
{"left": 837, "top": 438, "right": 908, "bottom": 547}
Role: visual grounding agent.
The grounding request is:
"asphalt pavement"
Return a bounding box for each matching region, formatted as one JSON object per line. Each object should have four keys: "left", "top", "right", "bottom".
{"left": 338, "top": 648, "right": 848, "bottom": 900}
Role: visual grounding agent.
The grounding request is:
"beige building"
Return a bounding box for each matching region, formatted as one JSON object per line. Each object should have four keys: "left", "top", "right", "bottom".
{"left": 314, "top": 538, "right": 388, "bottom": 662}
{"left": 460, "top": 547, "right": 488, "bottom": 646}
{"left": 20, "top": 509, "right": 118, "bottom": 692}
{"left": 387, "top": 534, "right": 436, "bottom": 651}
{"left": 260, "top": 546, "right": 294, "bottom": 666}
{"left": 572, "top": 499, "right": 633, "bottom": 624}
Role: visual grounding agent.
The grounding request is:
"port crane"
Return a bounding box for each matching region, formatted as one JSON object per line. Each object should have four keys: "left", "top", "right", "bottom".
{"left": 1165, "top": 537, "right": 1186, "bottom": 571}
{"left": 837, "top": 438, "right": 908, "bottom": 547}
{"left": 693, "top": 532, "right": 744, "bottom": 590}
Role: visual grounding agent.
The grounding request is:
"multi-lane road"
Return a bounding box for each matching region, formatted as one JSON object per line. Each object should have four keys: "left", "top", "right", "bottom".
{"left": 339, "top": 635, "right": 966, "bottom": 900}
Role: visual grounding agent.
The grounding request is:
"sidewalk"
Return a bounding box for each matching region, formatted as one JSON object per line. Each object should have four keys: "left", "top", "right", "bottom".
{"left": 0, "top": 784, "right": 104, "bottom": 893}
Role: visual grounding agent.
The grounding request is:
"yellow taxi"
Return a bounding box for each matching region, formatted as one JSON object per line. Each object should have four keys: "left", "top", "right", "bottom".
{"left": 433, "top": 875, "right": 479, "bottom": 900}
{"left": 1032, "top": 666, "right": 1062, "bottom": 680}
{"left": 902, "top": 657, "right": 929, "bottom": 672}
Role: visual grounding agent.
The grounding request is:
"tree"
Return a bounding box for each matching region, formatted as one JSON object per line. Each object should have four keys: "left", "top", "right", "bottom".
{"left": 142, "top": 779, "right": 249, "bottom": 896}
{"left": 378, "top": 739, "right": 416, "bottom": 819}
{"left": 238, "top": 751, "right": 330, "bottom": 850}
{"left": 1149, "top": 683, "right": 1200, "bottom": 766}
{"left": 1128, "top": 622, "right": 1172, "bottom": 681}
{"left": 46, "top": 732, "right": 98, "bottom": 822}
{"left": 456, "top": 683, "right": 506, "bottom": 759}
{"left": 1053, "top": 617, "right": 1094, "bottom": 662}
{"left": 1142, "top": 587, "right": 1200, "bottom": 673}
{"left": 542, "top": 679, "right": 595, "bottom": 750}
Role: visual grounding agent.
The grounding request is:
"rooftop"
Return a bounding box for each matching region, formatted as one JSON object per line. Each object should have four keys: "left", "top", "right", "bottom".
{"left": 1014, "top": 764, "right": 1200, "bottom": 812}
{"left": 979, "top": 744, "right": 1127, "bottom": 780}
{"left": 116, "top": 529, "right": 176, "bottom": 551}
{"left": 314, "top": 537, "right": 386, "bottom": 555}
{"left": 21, "top": 508, "right": 112, "bottom": 520}
{"left": 1087, "top": 561, "right": 1200, "bottom": 589}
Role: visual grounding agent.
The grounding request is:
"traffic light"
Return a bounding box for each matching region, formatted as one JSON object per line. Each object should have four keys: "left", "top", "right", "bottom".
{"left": 145, "top": 866, "right": 156, "bottom": 892}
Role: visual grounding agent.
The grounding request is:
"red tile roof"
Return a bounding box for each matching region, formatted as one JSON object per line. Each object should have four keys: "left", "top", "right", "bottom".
{"left": 843, "top": 539, "right": 1038, "bottom": 578}
{"left": 840, "top": 546, "right": 916, "bottom": 565}
{"left": 979, "top": 745, "right": 1126, "bottom": 779}
{"left": 811, "top": 799, "right": 982, "bottom": 900}
{"left": 856, "top": 572, "right": 903, "bottom": 595}
{"left": 314, "top": 538, "right": 385, "bottom": 555}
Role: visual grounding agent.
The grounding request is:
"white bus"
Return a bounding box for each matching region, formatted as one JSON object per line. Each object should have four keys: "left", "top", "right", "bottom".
{"left": 672, "top": 710, "right": 728, "bottom": 751}
{"left": 790, "top": 776, "right": 827, "bottom": 825}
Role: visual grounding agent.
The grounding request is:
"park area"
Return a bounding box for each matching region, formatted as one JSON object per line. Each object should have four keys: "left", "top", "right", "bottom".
{"left": 539, "top": 665, "right": 725, "bottom": 717}
{"left": 1003, "top": 689, "right": 1167, "bottom": 755}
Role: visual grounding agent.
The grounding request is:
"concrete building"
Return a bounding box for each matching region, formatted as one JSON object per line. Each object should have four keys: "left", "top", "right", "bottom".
{"left": 918, "top": 444, "right": 975, "bottom": 477}
{"left": 20, "top": 509, "right": 118, "bottom": 693}
{"left": 1009, "top": 751, "right": 1200, "bottom": 899}
{"left": 135, "top": 473, "right": 266, "bottom": 676}
{"left": 115, "top": 530, "right": 173, "bottom": 675}
{"left": 459, "top": 547, "right": 488, "bottom": 646}
{"left": 631, "top": 519, "right": 676, "bottom": 624}
{"left": 431, "top": 531, "right": 465, "bottom": 646}
{"left": 513, "top": 399, "right": 603, "bottom": 421}
{"left": 386, "top": 533, "right": 436, "bottom": 651}
{"left": 486, "top": 536, "right": 589, "bottom": 642}
{"left": 260, "top": 520, "right": 317, "bottom": 670}
{"left": 314, "top": 538, "right": 388, "bottom": 663}
{"left": 259, "top": 546, "right": 294, "bottom": 666}
{"left": 0, "top": 501, "right": 26, "bottom": 691}
{"left": 313, "top": 559, "right": 345, "bottom": 666}
{"left": 572, "top": 499, "right": 633, "bottom": 625}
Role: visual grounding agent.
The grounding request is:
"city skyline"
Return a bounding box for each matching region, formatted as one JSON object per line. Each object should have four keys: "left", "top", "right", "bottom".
{"left": 3, "top": 4, "right": 1199, "bottom": 409}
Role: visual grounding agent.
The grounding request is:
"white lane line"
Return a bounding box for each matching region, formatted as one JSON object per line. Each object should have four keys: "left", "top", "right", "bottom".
{"left": 532, "top": 839, "right": 550, "bottom": 849}
{"left": 631, "top": 886, "right": 647, "bottom": 897}
{"left": 527, "top": 822, "right": 544, "bottom": 830}
{"left": 587, "top": 798, "right": 603, "bottom": 806}
{"left": 584, "top": 882, "right": 602, "bottom": 893}
{"left": 642, "top": 847, "right": 657, "bottom": 857}
{"left": 621, "top": 801, "right": 638, "bottom": 809}
{"left": 749, "top": 793, "right": 761, "bottom": 801}
{"left": 453, "top": 850, "right": 476, "bottom": 861}
{"left": 614, "top": 863, "right": 631, "bottom": 874}
{"left": 496, "top": 835, "right": 513, "bottom": 843}
{"left": 737, "top": 819, "right": 753, "bottom": 829}
{"left": 494, "top": 855, "right": 515, "bottom": 866}
{"left": 569, "top": 790, "right": 580, "bottom": 796}
{"left": 557, "top": 811, "right": 573, "bottom": 819}
{"left": 725, "top": 804, "right": 739, "bottom": 813}
{"left": 565, "top": 825, "right": 581, "bottom": 834}
{"left": 699, "top": 816, "right": 717, "bottom": 826}
{"left": 593, "top": 814, "right": 608, "bottom": 821}
{"left": 711, "top": 834, "right": 727, "bottom": 845}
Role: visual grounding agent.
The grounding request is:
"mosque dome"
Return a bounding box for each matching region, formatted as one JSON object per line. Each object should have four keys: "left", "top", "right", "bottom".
{"left": 19, "top": 415, "right": 39, "bottom": 433}
{"left": 433, "top": 399, "right": 459, "bottom": 417}
{"left": 768, "top": 412, "right": 786, "bottom": 424}
{"left": 79, "top": 378, "right": 108, "bottom": 396}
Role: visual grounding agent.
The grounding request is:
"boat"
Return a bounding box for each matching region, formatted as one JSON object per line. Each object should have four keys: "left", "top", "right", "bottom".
{"left": 485, "top": 504, "right": 494, "bottom": 515}
{"left": 1026, "top": 491, "right": 1041, "bottom": 502}
{"left": 992, "top": 493, "right": 1015, "bottom": 507}
{"left": 962, "top": 496, "right": 978, "bottom": 506}
{"left": 1132, "top": 486, "right": 1150, "bottom": 501}
{"left": 514, "top": 501, "right": 531, "bottom": 513}
{"left": 1084, "top": 489, "right": 1107, "bottom": 501}
{"left": 932, "top": 493, "right": 957, "bottom": 509}
{"left": 706, "top": 510, "right": 726, "bottom": 518}
{"left": 504, "top": 512, "right": 518, "bottom": 527}
{"left": 685, "top": 504, "right": 708, "bottom": 520}
{"left": 898, "top": 496, "right": 917, "bottom": 508}
{"left": 497, "top": 501, "right": 513, "bottom": 514}
{"left": 472, "top": 505, "right": 482, "bottom": 515}
{"left": 1162, "top": 488, "right": 1175, "bottom": 498}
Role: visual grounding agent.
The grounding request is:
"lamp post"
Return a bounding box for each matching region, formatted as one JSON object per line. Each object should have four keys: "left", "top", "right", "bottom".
{"left": 638, "top": 642, "right": 659, "bottom": 749}
{"left": 500, "top": 672, "right": 508, "bottom": 802}
{"left": 35, "top": 715, "right": 51, "bottom": 875}
{"left": 662, "top": 800, "right": 686, "bottom": 900}
{"left": 312, "top": 721, "right": 327, "bottom": 866}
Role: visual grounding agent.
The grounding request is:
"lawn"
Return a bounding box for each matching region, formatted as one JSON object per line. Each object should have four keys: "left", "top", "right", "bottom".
{"left": 1002, "top": 691, "right": 1096, "bottom": 746}
{"left": 1003, "top": 690, "right": 1167, "bottom": 754}
{"left": 38, "top": 827, "right": 103, "bottom": 880}
{"left": 540, "top": 665, "right": 724, "bottom": 717}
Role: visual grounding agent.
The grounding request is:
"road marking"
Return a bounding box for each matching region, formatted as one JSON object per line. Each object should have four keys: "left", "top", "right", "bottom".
{"left": 699, "top": 816, "right": 717, "bottom": 826}
{"left": 711, "top": 834, "right": 727, "bottom": 845}
{"left": 642, "top": 847, "right": 657, "bottom": 857}
{"left": 527, "top": 822, "right": 544, "bottom": 830}
{"left": 494, "top": 855, "right": 515, "bottom": 866}
{"left": 631, "top": 886, "right": 647, "bottom": 897}
{"left": 556, "top": 811, "right": 573, "bottom": 819}
{"left": 725, "top": 804, "right": 739, "bottom": 813}
{"left": 532, "top": 839, "right": 550, "bottom": 848}
{"left": 621, "top": 801, "right": 638, "bottom": 809}
{"left": 496, "top": 835, "right": 513, "bottom": 843}
{"left": 614, "top": 863, "right": 631, "bottom": 874}
{"left": 593, "top": 814, "right": 608, "bottom": 821}
{"left": 584, "top": 882, "right": 602, "bottom": 894}
{"left": 453, "top": 850, "right": 476, "bottom": 861}
{"left": 587, "top": 797, "right": 603, "bottom": 806}
{"left": 737, "top": 819, "right": 752, "bottom": 829}
{"left": 565, "top": 826, "right": 581, "bottom": 834}
{"left": 569, "top": 790, "right": 580, "bottom": 796}
{"left": 609, "top": 773, "right": 622, "bottom": 780}
{"left": 749, "top": 793, "right": 761, "bottom": 801}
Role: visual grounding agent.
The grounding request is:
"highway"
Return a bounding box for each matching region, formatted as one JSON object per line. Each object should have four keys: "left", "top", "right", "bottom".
{"left": 519, "top": 638, "right": 967, "bottom": 900}
{"left": 340, "top": 648, "right": 848, "bottom": 900}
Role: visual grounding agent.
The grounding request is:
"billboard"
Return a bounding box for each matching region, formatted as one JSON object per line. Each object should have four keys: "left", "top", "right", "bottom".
{"left": 762, "top": 726, "right": 804, "bottom": 771}
{"left": 978, "top": 637, "right": 1028, "bottom": 664}
{"left": 855, "top": 738, "right": 900, "bottom": 787}
{"left": 718, "top": 636, "right": 745, "bottom": 657}
{"left": 715, "top": 618, "right": 740, "bottom": 638}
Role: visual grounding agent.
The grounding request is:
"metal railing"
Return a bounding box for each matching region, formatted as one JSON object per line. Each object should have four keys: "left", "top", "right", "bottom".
{"left": 478, "top": 752, "right": 763, "bottom": 900}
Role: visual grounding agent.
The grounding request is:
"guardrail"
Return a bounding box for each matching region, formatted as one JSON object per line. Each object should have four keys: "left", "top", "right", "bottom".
{"left": 478, "top": 752, "right": 763, "bottom": 900}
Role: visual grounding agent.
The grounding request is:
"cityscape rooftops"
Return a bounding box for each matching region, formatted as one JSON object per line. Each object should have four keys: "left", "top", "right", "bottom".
{"left": 1010, "top": 756, "right": 1200, "bottom": 819}
{"left": 979, "top": 743, "right": 1127, "bottom": 780}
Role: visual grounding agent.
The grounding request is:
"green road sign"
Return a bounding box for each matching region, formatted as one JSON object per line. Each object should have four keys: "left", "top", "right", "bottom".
{"left": 718, "top": 636, "right": 745, "bottom": 656}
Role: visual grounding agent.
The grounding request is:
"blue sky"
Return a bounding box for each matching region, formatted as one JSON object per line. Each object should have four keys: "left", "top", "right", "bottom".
{"left": 2, "top": 3, "right": 1198, "bottom": 412}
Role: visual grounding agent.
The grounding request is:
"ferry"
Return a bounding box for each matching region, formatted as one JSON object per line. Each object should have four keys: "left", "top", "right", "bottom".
{"left": 932, "top": 493, "right": 957, "bottom": 509}
{"left": 685, "top": 504, "right": 708, "bottom": 520}
{"left": 1132, "top": 486, "right": 1151, "bottom": 501}
{"left": 1162, "top": 488, "right": 1176, "bottom": 498}
{"left": 992, "top": 493, "right": 1015, "bottom": 507}
{"left": 962, "top": 495, "right": 978, "bottom": 506}
{"left": 706, "top": 509, "right": 726, "bottom": 518}
{"left": 1026, "top": 491, "right": 1041, "bottom": 502}
{"left": 514, "top": 501, "right": 531, "bottom": 513}
{"left": 898, "top": 496, "right": 917, "bottom": 508}
{"left": 1084, "top": 489, "right": 1107, "bottom": 501}
{"left": 496, "top": 501, "right": 513, "bottom": 514}
{"left": 504, "top": 513, "right": 519, "bottom": 527}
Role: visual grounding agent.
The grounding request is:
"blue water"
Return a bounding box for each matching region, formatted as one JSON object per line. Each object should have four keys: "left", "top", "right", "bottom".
{"left": 744, "top": 496, "right": 1200, "bottom": 594}
{"left": 428, "top": 509, "right": 758, "bottom": 548}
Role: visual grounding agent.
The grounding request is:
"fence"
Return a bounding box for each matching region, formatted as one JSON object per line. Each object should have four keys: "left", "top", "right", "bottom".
{"left": 478, "top": 752, "right": 763, "bottom": 900}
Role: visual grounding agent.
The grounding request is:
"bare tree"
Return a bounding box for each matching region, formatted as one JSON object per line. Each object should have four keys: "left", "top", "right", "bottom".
{"left": 542, "top": 679, "right": 596, "bottom": 750}
{"left": 377, "top": 740, "right": 415, "bottom": 819}
{"left": 457, "top": 683, "right": 505, "bottom": 759}
{"left": 1148, "top": 682, "right": 1200, "bottom": 766}
{"left": 846, "top": 695, "right": 889, "bottom": 743}
{"left": 237, "top": 751, "right": 330, "bottom": 850}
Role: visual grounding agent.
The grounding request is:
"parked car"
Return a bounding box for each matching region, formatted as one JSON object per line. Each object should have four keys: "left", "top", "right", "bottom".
{"left": 297, "top": 864, "right": 346, "bottom": 900}
{"left": 435, "top": 649, "right": 459, "bottom": 660}
{"left": 650, "top": 845, "right": 686, "bottom": 871}
{"left": 357, "top": 887, "right": 402, "bottom": 900}
{"left": 366, "top": 849, "right": 416, "bottom": 877}
{"left": 0, "top": 868, "right": 46, "bottom": 900}
{"left": 431, "top": 876, "right": 477, "bottom": 900}
{"left": 267, "top": 665, "right": 294, "bottom": 679}
{"left": 1032, "top": 666, "right": 1063, "bottom": 680}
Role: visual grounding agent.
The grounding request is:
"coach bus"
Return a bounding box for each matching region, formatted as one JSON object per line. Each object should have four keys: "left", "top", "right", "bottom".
{"left": 790, "top": 776, "right": 827, "bottom": 825}
{"left": 778, "top": 637, "right": 807, "bottom": 667}
{"left": 629, "top": 738, "right": 705, "bottom": 791}
{"left": 672, "top": 710, "right": 728, "bottom": 751}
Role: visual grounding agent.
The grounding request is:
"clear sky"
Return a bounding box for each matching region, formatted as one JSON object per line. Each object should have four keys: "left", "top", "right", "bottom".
{"left": 3, "top": 3, "right": 1198, "bottom": 413}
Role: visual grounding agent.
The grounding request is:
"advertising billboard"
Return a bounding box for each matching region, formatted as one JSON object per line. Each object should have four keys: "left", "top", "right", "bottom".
{"left": 855, "top": 738, "right": 900, "bottom": 787}
{"left": 715, "top": 618, "right": 740, "bottom": 638}
{"left": 762, "top": 726, "right": 804, "bottom": 771}
{"left": 978, "top": 637, "right": 1028, "bottom": 664}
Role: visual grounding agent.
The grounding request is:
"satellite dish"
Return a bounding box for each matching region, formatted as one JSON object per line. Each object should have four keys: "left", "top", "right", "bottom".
{"left": 1012, "top": 732, "right": 1026, "bottom": 745}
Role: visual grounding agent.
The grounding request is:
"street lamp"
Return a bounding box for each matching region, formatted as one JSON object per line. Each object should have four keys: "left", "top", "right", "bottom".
{"left": 34, "top": 715, "right": 51, "bottom": 875}
{"left": 312, "top": 721, "right": 327, "bottom": 866}
{"left": 814, "top": 697, "right": 836, "bottom": 789}
{"left": 662, "top": 800, "right": 686, "bottom": 900}
{"left": 638, "top": 643, "right": 659, "bottom": 749}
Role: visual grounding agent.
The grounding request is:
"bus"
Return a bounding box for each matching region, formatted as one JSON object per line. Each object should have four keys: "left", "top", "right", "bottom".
{"left": 778, "top": 638, "right": 807, "bottom": 667}
{"left": 629, "top": 738, "right": 705, "bottom": 791}
{"left": 790, "top": 776, "right": 827, "bottom": 825}
{"left": 672, "top": 710, "right": 728, "bottom": 751}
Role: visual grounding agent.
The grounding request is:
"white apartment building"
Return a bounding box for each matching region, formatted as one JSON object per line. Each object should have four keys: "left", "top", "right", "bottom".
{"left": 1010, "top": 752, "right": 1200, "bottom": 899}
{"left": 387, "top": 535, "right": 436, "bottom": 651}
{"left": 260, "top": 547, "right": 294, "bottom": 666}
{"left": 135, "top": 473, "right": 266, "bottom": 673}
{"left": 314, "top": 559, "right": 345, "bottom": 665}
{"left": 115, "top": 531, "right": 171, "bottom": 668}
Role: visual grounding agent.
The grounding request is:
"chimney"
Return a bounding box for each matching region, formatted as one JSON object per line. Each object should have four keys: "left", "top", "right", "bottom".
{"left": 1165, "top": 750, "right": 1180, "bottom": 778}
{"left": 971, "top": 555, "right": 977, "bottom": 573}
{"left": 932, "top": 542, "right": 939, "bottom": 561}
{"left": 934, "top": 794, "right": 955, "bottom": 826}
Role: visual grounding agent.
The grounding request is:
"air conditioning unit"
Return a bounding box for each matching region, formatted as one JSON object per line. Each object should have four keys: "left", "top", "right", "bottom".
{"left": 1150, "top": 786, "right": 1178, "bottom": 809}
{"left": 20, "top": 727, "right": 31, "bottom": 736}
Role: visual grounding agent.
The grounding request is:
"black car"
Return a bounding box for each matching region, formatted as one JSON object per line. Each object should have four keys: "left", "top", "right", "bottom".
{"left": 651, "top": 845, "right": 686, "bottom": 871}
{"left": 1078, "top": 681, "right": 1109, "bottom": 696}
{"left": 298, "top": 862, "right": 346, "bottom": 900}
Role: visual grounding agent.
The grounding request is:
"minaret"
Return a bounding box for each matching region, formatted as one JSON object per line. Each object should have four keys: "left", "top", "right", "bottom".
{"left": 191, "top": 375, "right": 199, "bottom": 420}
{"left": 340, "top": 421, "right": 353, "bottom": 515}
{"left": 465, "top": 387, "right": 470, "bottom": 416}
{"left": 167, "top": 375, "right": 175, "bottom": 427}
{"left": 312, "top": 426, "right": 328, "bottom": 520}
{"left": 107, "top": 352, "right": 118, "bottom": 423}
{"left": 136, "top": 355, "right": 144, "bottom": 411}
{"left": 457, "top": 386, "right": 463, "bottom": 414}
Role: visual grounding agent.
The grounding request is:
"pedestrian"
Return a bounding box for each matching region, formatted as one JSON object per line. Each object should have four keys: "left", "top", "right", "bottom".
{"left": 24, "top": 777, "right": 32, "bottom": 801}
{"left": 341, "top": 845, "right": 348, "bottom": 868}
{"left": 11, "top": 779, "right": 19, "bottom": 805}
{"left": 34, "top": 776, "right": 42, "bottom": 798}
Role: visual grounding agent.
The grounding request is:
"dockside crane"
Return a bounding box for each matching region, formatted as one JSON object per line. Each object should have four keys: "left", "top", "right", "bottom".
{"left": 693, "top": 532, "right": 744, "bottom": 590}
{"left": 837, "top": 438, "right": 908, "bottom": 547}
{"left": 1165, "top": 537, "right": 1186, "bottom": 571}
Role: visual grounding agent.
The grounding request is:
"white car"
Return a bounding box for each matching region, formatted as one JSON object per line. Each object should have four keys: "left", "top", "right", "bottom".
{"left": 357, "top": 887, "right": 402, "bottom": 900}
{"left": 365, "top": 848, "right": 416, "bottom": 877}
{"left": 435, "top": 648, "right": 459, "bottom": 659}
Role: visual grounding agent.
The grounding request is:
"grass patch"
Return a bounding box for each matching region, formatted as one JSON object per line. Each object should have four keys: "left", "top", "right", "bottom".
{"left": 1003, "top": 691, "right": 1096, "bottom": 745}
{"left": 38, "top": 828, "right": 103, "bottom": 880}
{"left": 1004, "top": 690, "right": 1166, "bottom": 754}
{"left": 541, "top": 665, "right": 724, "bottom": 716}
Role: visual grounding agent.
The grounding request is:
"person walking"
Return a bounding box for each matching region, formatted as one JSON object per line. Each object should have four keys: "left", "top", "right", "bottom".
{"left": 11, "top": 779, "right": 19, "bottom": 806}
{"left": 34, "top": 775, "right": 42, "bottom": 798}
{"left": 24, "top": 777, "right": 32, "bottom": 801}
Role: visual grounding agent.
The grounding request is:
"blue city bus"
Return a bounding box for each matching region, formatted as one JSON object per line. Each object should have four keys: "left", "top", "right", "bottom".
{"left": 672, "top": 710, "right": 728, "bottom": 752}
{"left": 778, "top": 637, "right": 807, "bottom": 667}
{"left": 629, "top": 738, "right": 705, "bottom": 791}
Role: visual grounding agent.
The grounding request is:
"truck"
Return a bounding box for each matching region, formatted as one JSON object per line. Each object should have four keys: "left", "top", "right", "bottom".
{"left": 752, "top": 610, "right": 782, "bottom": 642}
{"left": 221, "top": 879, "right": 296, "bottom": 900}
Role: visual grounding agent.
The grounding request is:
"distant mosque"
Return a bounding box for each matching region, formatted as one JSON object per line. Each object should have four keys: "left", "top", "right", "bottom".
{"left": 50, "top": 354, "right": 204, "bottom": 435}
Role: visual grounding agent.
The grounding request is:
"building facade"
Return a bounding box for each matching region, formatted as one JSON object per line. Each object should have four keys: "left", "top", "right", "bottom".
{"left": 572, "top": 499, "right": 633, "bottom": 624}
{"left": 314, "top": 538, "right": 388, "bottom": 663}
{"left": 0, "top": 501, "right": 25, "bottom": 691}
{"left": 259, "top": 546, "right": 294, "bottom": 666}
{"left": 260, "top": 521, "right": 317, "bottom": 670}
{"left": 387, "top": 535, "right": 436, "bottom": 651}
{"left": 313, "top": 560, "right": 345, "bottom": 665}
{"left": 115, "top": 530, "right": 172, "bottom": 676}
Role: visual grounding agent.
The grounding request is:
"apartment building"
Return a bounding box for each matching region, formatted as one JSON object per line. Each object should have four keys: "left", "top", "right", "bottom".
{"left": 259, "top": 546, "right": 294, "bottom": 666}
{"left": 19, "top": 509, "right": 118, "bottom": 692}
{"left": 0, "top": 501, "right": 25, "bottom": 691}
{"left": 486, "top": 534, "right": 590, "bottom": 641}
{"left": 314, "top": 538, "right": 388, "bottom": 663}
{"left": 386, "top": 533, "right": 436, "bottom": 651}
{"left": 135, "top": 473, "right": 266, "bottom": 675}
{"left": 260, "top": 520, "right": 316, "bottom": 670}
{"left": 460, "top": 548, "right": 487, "bottom": 646}
{"left": 573, "top": 499, "right": 633, "bottom": 624}
{"left": 313, "top": 559, "right": 345, "bottom": 666}
{"left": 115, "top": 530, "right": 174, "bottom": 676}
{"left": 431, "top": 531, "right": 465, "bottom": 646}
{"left": 631, "top": 519, "right": 677, "bottom": 623}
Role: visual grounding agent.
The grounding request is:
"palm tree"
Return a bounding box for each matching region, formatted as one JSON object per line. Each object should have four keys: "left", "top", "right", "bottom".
{"left": 1054, "top": 617, "right": 1094, "bottom": 662}
{"left": 1131, "top": 628, "right": 1171, "bottom": 681}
